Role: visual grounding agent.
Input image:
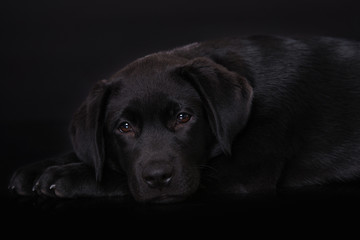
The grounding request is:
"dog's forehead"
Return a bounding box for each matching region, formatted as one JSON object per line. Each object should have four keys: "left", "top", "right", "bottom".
{"left": 116, "top": 53, "right": 185, "bottom": 78}
{"left": 110, "top": 54, "right": 195, "bottom": 99}
{"left": 107, "top": 57, "right": 200, "bottom": 114}
{"left": 114, "top": 72, "right": 187, "bottom": 101}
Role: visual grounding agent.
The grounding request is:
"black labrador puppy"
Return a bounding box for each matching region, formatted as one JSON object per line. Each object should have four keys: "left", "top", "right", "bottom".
{"left": 9, "top": 36, "right": 360, "bottom": 203}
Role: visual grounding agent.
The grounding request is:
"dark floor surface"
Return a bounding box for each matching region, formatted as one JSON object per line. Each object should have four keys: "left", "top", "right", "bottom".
{"left": 3, "top": 180, "right": 360, "bottom": 218}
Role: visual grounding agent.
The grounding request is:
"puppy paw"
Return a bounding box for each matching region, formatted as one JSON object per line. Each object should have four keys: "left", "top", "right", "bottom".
{"left": 33, "top": 163, "right": 95, "bottom": 198}
{"left": 10, "top": 160, "right": 129, "bottom": 199}
{"left": 9, "top": 160, "right": 56, "bottom": 196}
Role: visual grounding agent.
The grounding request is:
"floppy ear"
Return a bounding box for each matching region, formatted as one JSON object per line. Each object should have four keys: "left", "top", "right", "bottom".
{"left": 70, "top": 79, "right": 112, "bottom": 182}
{"left": 177, "top": 57, "right": 253, "bottom": 156}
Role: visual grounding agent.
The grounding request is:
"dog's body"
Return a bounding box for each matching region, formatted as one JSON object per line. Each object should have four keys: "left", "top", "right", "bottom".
{"left": 9, "top": 36, "right": 360, "bottom": 203}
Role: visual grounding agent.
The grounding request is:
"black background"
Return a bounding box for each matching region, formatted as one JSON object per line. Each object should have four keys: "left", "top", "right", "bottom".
{"left": 1, "top": 0, "right": 360, "bottom": 226}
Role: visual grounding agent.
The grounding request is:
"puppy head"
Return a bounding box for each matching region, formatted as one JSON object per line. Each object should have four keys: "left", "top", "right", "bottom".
{"left": 70, "top": 54, "right": 253, "bottom": 203}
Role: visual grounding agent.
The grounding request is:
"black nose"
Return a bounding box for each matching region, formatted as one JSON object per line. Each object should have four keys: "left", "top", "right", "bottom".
{"left": 142, "top": 164, "right": 173, "bottom": 189}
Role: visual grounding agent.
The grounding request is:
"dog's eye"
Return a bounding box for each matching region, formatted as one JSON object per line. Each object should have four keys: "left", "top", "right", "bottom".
{"left": 177, "top": 113, "right": 191, "bottom": 124}
{"left": 118, "top": 122, "right": 133, "bottom": 133}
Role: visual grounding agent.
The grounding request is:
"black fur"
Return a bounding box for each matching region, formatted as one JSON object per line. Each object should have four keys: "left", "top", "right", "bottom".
{"left": 9, "top": 36, "right": 360, "bottom": 203}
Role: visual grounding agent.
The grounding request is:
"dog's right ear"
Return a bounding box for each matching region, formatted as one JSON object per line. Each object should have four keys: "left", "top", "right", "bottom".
{"left": 69, "top": 79, "right": 112, "bottom": 182}
{"left": 176, "top": 57, "right": 253, "bottom": 157}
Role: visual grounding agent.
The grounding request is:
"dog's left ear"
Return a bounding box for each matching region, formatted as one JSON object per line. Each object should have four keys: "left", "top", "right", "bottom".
{"left": 177, "top": 57, "right": 253, "bottom": 156}
{"left": 70, "top": 79, "right": 113, "bottom": 182}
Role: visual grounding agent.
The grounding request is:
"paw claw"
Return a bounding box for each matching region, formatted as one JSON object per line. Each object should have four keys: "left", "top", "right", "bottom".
{"left": 32, "top": 182, "right": 39, "bottom": 192}
{"left": 49, "top": 184, "right": 56, "bottom": 190}
{"left": 8, "top": 185, "right": 15, "bottom": 191}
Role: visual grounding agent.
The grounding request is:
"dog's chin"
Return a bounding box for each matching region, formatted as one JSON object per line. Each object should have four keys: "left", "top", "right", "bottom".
{"left": 133, "top": 193, "right": 190, "bottom": 204}
{"left": 148, "top": 194, "right": 189, "bottom": 204}
{"left": 131, "top": 188, "right": 196, "bottom": 203}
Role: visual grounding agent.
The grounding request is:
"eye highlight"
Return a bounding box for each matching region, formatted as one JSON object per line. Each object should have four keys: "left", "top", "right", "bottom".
{"left": 177, "top": 112, "right": 192, "bottom": 124}
{"left": 118, "top": 122, "right": 133, "bottom": 133}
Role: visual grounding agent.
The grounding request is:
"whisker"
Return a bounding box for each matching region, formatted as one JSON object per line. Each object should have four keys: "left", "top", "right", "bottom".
{"left": 198, "top": 164, "right": 220, "bottom": 188}
{"left": 198, "top": 164, "right": 218, "bottom": 172}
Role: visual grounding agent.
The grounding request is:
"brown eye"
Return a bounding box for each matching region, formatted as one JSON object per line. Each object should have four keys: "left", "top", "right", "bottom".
{"left": 177, "top": 113, "right": 191, "bottom": 124}
{"left": 118, "top": 122, "right": 133, "bottom": 133}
